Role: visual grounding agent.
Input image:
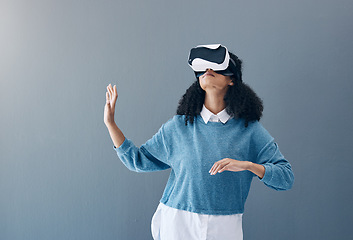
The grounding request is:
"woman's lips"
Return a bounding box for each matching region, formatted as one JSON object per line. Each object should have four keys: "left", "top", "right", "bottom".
{"left": 203, "top": 72, "right": 214, "bottom": 77}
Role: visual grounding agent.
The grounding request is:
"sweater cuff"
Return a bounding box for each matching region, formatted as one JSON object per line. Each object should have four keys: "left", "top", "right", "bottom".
{"left": 259, "top": 163, "right": 273, "bottom": 183}
{"left": 113, "top": 138, "right": 132, "bottom": 155}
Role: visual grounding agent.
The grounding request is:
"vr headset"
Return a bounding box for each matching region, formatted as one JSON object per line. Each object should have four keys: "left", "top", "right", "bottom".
{"left": 188, "top": 44, "right": 237, "bottom": 78}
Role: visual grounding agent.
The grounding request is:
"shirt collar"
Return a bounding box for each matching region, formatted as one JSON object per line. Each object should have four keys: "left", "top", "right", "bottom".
{"left": 200, "top": 104, "right": 232, "bottom": 124}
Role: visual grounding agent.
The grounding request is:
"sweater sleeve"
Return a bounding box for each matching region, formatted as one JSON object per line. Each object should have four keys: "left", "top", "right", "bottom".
{"left": 113, "top": 124, "right": 170, "bottom": 172}
{"left": 255, "top": 139, "right": 294, "bottom": 191}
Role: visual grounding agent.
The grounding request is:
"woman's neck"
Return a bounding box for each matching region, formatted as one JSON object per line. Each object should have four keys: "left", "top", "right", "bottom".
{"left": 204, "top": 93, "right": 227, "bottom": 115}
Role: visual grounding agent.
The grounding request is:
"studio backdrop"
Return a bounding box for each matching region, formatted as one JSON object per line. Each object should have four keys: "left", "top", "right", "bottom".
{"left": 1, "top": 0, "right": 353, "bottom": 239}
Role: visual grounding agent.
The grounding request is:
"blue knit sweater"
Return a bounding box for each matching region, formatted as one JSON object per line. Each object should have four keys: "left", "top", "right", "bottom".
{"left": 113, "top": 115, "right": 294, "bottom": 215}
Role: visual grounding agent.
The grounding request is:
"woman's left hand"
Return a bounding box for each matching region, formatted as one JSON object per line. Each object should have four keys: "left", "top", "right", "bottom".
{"left": 209, "top": 158, "right": 251, "bottom": 175}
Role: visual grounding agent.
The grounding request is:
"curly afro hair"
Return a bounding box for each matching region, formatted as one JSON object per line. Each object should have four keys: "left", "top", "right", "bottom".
{"left": 176, "top": 52, "right": 264, "bottom": 128}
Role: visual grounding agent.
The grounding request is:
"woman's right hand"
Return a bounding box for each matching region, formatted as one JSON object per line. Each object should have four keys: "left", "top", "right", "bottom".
{"left": 104, "top": 83, "right": 118, "bottom": 126}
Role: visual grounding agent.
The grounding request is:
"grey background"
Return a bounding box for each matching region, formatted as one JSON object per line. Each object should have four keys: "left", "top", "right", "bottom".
{"left": 1, "top": 0, "right": 353, "bottom": 239}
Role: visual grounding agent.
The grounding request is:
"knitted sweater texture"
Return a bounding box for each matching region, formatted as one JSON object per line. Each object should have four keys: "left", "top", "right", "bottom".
{"left": 113, "top": 115, "right": 294, "bottom": 215}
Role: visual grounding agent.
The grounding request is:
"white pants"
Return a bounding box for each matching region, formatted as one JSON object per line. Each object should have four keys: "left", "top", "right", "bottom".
{"left": 151, "top": 202, "right": 243, "bottom": 240}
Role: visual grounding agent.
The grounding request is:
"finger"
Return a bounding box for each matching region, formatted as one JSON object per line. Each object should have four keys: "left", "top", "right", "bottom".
{"left": 209, "top": 159, "right": 226, "bottom": 174}
{"left": 209, "top": 163, "right": 217, "bottom": 174}
{"left": 212, "top": 160, "right": 231, "bottom": 175}
{"left": 210, "top": 163, "right": 222, "bottom": 175}
{"left": 218, "top": 163, "right": 230, "bottom": 173}
{"left": 106, "top": 87, "right": 111, "bottom": 100}
{"left": 109, "top": 86, "right": 117, "bottom": 104}
{"left": 107, "top": 84, "right": 112, "bottom": 94}
{"left": 113, "top": 85, "right": 118, "bottom": 99}
{"left": 213, "top": 163, "right": 226, "bottom": 175}
{"left": 107, "top": 85, "right": 113, "bottom": 99}
{"left": 218, "top": 162, "right": 231, "bottom": 173}
{"left": 106, "top": 91, "right": 110, "bottom": 104}
{"left": 109, "top": 83, "right": 114, "bottom": 93}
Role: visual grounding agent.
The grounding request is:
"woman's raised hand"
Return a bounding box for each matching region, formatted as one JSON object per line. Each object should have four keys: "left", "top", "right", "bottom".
{"left": 104, "top": 83, "right": 118, "bottom": 126}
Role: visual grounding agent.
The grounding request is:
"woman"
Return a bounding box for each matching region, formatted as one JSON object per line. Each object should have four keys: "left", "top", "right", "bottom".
{"left": 104, "top": 44, "right": 294, "bottom": 240}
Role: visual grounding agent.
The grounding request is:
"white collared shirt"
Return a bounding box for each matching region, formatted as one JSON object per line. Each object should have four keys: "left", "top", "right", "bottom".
{"left": 151, "top": 104, "right": 243, "bottom": 240}
{"left": 200, "top": 104, "right": 232, "bottom": 124}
